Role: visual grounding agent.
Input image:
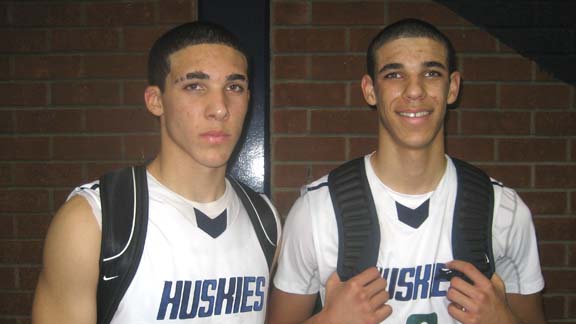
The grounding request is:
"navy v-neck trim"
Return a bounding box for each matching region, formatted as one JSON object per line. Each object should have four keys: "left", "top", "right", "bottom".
{"left": 195, "top": 208, "right": 227, "bottom": 238}
{"left": 396, "top": 199, "right": 430, "bottom": 229}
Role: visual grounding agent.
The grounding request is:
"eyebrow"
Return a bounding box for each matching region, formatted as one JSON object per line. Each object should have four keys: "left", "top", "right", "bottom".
{"left": 378, "top": 61, "right": 448, "bottom": 75}
{"left": 423, "top": 61, "right": 447, "bottom": 70}
{"left": 185, "top": 71, "right": 209, "bottom": 80}
{"left": 378, "top": 63, "right": 403, "bottom": 74}
{"left": 226, "top": 74, "right": 248, "bottom": 82}
{"left": 174, "top": 71, "right": 248, "bottom": 84}
{"left": 174, "top": 71, "right": 207, "bottom": 84}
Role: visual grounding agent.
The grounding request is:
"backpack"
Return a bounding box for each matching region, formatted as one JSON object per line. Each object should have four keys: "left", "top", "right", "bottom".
{"left": 327, "top": 157, "right": 495, "bottom": 282}
{"left": 95, "top": 165, "right": 278, "bottom": 324}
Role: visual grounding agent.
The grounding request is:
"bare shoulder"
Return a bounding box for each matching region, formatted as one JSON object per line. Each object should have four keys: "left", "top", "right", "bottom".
{"left": 42, "top": 196, "right": 101, "bottom": 288}
{"left": 43, "top": 195, "right": 101, "bottom": 270}
{"left": 32, "top": 195, "right": 101, "bottom": 324}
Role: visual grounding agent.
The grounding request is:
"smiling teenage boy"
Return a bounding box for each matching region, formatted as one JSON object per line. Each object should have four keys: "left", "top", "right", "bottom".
{"left": 33, "top": 22, "right": 280, "bottom": 324}
{"left": 268, "top": 18, "right": 546, "bottom": 324}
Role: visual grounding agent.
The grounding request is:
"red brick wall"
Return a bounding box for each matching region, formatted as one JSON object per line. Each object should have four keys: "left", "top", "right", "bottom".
{"left": 0, "top": 1, "right": 196, "bottom": 323}
{"left": 271, "top": 1, "right": 575, "bottom": 323}
{"left": 0, "top": 1, "right": 574, "bottom": 323}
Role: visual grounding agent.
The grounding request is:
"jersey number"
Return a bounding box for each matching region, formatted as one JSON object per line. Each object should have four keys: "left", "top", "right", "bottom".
{"left": 407, "top": 313, "right": 437, "bottom": 324}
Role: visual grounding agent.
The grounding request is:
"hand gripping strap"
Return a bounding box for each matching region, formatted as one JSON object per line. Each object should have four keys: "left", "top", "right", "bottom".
{"left": 97, "top": 165, "right": 149, "bottom": 324}
{"left": 451, "top": 158, "right": 495, "bottom": 279}
{"left": 328, "top": 158, "right": 380, "bottom": 281}
{"left": 228, "top": 178, "right": 278, "bottom": 270}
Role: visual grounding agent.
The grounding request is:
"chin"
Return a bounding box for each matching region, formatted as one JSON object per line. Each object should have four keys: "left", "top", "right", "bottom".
{"left": 198, "top": 153, "right": 232, "bottom": 170}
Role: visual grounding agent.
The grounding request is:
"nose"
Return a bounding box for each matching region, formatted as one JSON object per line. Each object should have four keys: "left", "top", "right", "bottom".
{"left": 403, "top": 76, "right": 425, "bottom": 101}
{"left": 205, "top": 89, "right": 229, "bottom": 120}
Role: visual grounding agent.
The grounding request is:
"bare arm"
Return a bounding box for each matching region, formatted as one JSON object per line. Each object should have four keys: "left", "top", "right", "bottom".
{"left": 32, "top": 195, "right": 101, "bottom": 324}
{"left": 268, "top": 267, "right": 392, "bottom": 324}
{"left": 507, "top": 292, "right": 547, "bottom": 324}
{"left": 267, "top": 287, "right": 318, "bottom": 324}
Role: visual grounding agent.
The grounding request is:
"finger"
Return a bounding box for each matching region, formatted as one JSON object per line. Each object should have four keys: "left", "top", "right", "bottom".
{"left": 373, "top": 304, "right": 393, "bottom": 322}
{"left": 490, "top": 273, "right": 505, "bottom": 291}
{"left": 446, "top": 284, "right": 474, "bottom": 313}
{"left": 448, "top": 274, "right": 477, "bottom": 299}
{"left": 364, "top": 275, "right": 388, "bottom": 298}
{"left": 325, "top": 271, "right": 342, "bottom": 290}
{"left": 446, "top": 260, "right": 490, "bottom": 287}
{"left": 447, "top": 302, "right": 468, "bottom": 322}
{"left": 349, "top": 267, "right": 382, "bottom": 286}
{"left": 368, "top": 287, "right": 390, "bottom": 310}
{"left": 490, "top": 273, "right": 507, "bottom": 299}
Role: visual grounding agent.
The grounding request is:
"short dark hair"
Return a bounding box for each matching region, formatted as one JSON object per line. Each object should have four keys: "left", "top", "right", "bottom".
{"left": 366, "top": 18, "right": 457, "bottom": 79}
{"left": 148, "top": 21, "right": 249, "bottom": 91}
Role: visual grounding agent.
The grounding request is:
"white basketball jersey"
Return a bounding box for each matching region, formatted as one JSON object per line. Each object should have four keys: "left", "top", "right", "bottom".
{"left": 274, "top": 154, "right": 544, "bottom": 324}
{"left": 72, "top": 173, "right": 280, "bottom": 324}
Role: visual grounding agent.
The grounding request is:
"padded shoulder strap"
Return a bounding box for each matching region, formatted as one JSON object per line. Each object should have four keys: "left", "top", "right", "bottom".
{"left": 328, "top": 157, "right": 496, "bottom": 282}
{"left": 328, "top": 157, "right": 380, "bottom": 281}
{"left": 451, "top": 158, "right": 495, "bottom": 279}
{"left": 97, "top": 165, "right": 149, "bottom": 324}
{"left": 228, "top": 178, "right": 278, "bottom": 270}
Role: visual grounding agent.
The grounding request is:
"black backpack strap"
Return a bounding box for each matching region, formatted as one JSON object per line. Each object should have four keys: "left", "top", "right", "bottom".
{"left": 328, "top": 157, "right": 380, "bottom": 281}
{"left": 451, "top": 158, "right": 495, "bottom": 279}
{"left": 328, "top": 157, "right": 495, "bottom": 283}
{"left": 228, "top": 178, "right": 278, "bottom": 270}
{"left": 97, "top": 165, "right": 149, "bottom": 324}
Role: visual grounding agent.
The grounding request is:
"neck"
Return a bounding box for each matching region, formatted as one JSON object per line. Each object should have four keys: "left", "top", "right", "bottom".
{"left": 371, "top": 140, "right": 446, "bottom": 195}
{"left": 147, "top": 152, "right": 227, "bottom": 203}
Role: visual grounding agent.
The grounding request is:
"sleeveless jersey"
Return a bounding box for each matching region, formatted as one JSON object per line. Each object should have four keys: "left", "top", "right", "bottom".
{"left": 274, "top": 154, "right": 544, "bottom": 324}
{"left": 71, "top": 172, "right": 280, "bottom": 324}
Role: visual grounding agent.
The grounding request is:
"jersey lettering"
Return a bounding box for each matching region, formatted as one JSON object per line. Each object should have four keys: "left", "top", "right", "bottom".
{"left": 157, "top": 276, "right": 266, "bottom": 320}
{"left": 380, "top": 263, "right": 450, "bottom": 301}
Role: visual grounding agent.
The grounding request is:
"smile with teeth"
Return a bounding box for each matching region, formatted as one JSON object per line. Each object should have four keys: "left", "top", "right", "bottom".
{"left": 398, "top": 111, "right": 430, "bottom": 118}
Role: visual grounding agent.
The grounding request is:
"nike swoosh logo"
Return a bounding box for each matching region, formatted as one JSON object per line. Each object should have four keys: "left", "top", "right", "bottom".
{"left": 485, "top": 254, "right": 490, "bottom": 264}
{"left": 103, "top": 275, "right": 119, "bottom": 281}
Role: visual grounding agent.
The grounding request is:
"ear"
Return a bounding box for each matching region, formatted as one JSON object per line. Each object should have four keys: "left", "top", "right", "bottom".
{"left": 361, "top": 74, "right": 377, "bottom": 106}
{"left": 144, "top": 86, "right": 164, "bottom": 117}
{"left": 447, "top": 71, "right": 461, "bottom": 105}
